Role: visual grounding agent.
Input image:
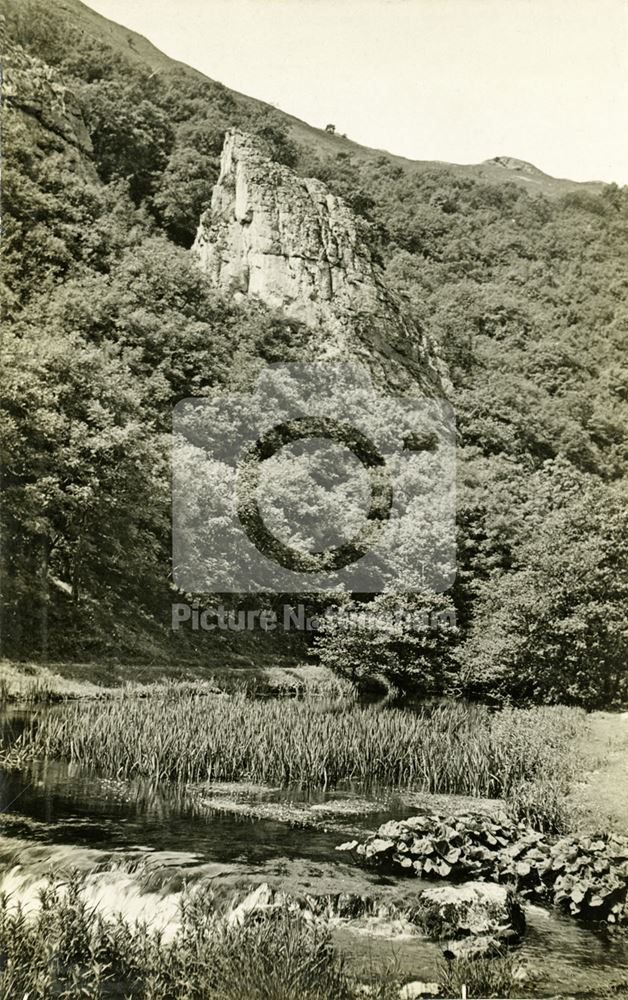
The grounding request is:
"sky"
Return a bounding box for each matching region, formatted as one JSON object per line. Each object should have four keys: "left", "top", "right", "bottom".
{"left": 85, "top": 0, "right": 628, "bottom": 184}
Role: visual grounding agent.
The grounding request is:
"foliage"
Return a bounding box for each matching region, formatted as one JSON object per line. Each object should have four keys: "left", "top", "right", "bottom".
{"left": 506, "top": 775, "right": 575, "bottom": 834}
{"left": 0, "top": 878, "right": 353, "bottom": 1000}
{"left": 1, "top": 0, "right": 627, "bottom": 692}
{"left": 313, "top": 593, "right": 459, "bottom": 696}
{"left": 407, "top": 890, "right": 519, "bottom": 943}
{"left": 500, "top": 831, "right": 628, "bottom": 923}
{"left": 0, "top": 228, "right": 314, "bottom": 653}
{"left": 78, "top": 78, "right": 174, "bottom": 200}
{"left": 152, "top": 143, "right": 216, "bottom": 245}
{"left": 303, "top": 133, "right": 628, "bottom": 707}
{"left": 0, "top": 870, "right": 530, "bottom": 998}
{"left": 245, "top": 107, "right": 299, "bottom": 167}
{"left": 437, "top": 952, "right": 520, "bottom": 999}
{"left": 339, "top": 812, "right": 523, "bottom": 880}
{"left": 341, "top": 813, "right": 628, "bottom": 926}
{"left": 458, "top": 470, "right": 628, "bottom": 708}
{"left": 0, "top": 323, "right": 167, "bottom": 651}
{"left": 5, "top": 689, "right": 584, "bottom": 798}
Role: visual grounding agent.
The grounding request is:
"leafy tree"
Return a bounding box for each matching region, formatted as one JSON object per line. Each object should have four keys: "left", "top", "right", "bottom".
{"left": 0, "top": 326, "right": 167, "bottom": 652}
{"left": 246, "top": 108, "right": 298, "bottom": 167}
{"left": 153, "top": 145, "right": 216, "bottom": 245}
{"left": 314, "top": 592, "right": 459, "bottom": 695}
{"left": 458, "top": 475, "right": 628, "bottom": 707}
{"left": 78, "top": 80, "right": 174, "bottom": 201}
{"left": 2, "top": 0, "right": 627, "bottom": 682}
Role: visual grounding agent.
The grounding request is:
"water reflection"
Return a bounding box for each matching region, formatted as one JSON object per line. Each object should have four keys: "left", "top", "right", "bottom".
{"left": 1, "top": 707, "right": 628, "bottom": 997}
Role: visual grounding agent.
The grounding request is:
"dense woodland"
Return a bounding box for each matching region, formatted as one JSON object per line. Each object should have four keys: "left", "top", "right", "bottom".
{"left": 1, "top": 0, "right": 627, "bottom": 706}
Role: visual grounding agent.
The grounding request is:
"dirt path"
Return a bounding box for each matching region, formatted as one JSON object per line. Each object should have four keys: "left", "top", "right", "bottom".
{"left": 568, "top": 711, "right": 628, "bottom": 834}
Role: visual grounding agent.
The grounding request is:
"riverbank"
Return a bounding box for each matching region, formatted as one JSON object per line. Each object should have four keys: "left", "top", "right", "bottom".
{"left": 2, "top": 682, "right": 628, "bottom": 997}
{"left": 0, "top": 658, "right": 344, "bottom": 702}
{"left": 567, "top": 711, "right": 628, "bottom": 835}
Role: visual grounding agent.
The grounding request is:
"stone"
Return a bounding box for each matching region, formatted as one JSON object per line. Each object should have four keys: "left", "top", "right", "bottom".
{"left": 442, "top": 934, "right": 503, "bottom": 960}
{"left": 398, "top": 982, "right": 441, "bottom": 999}
{"left": 226, "top": 882, "right": 278, "bottom": 926}
{"left": 417, "top": 881, "right": 525, "bottom": 944}
{"left": 5, "top": 45, "right": 93, "bottom": 158}
{"left": 193, "top": 130, "right": 448, "bottom": 394}
{"left": 421, "top": 881, "right": 509, "bottom": 908}
{"left": 336, "top": 840, "right": 359, "bottom": 852}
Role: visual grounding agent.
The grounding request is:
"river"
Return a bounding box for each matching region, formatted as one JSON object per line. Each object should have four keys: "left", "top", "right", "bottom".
{"left": 1, "top": 706, "right": 627, "bottom": 997}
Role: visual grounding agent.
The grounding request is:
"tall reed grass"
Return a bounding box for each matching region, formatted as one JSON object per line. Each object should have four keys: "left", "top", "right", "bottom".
{"left": 6, "top": 688, "right": 585, "bottom": 797}
{"left": 0, "top": 877, "right": 353, "bottom": 1000}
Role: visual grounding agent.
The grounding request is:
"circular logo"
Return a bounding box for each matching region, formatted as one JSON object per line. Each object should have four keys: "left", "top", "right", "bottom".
{"left": 235, "top": 417, "right": 393, "bottom": 572}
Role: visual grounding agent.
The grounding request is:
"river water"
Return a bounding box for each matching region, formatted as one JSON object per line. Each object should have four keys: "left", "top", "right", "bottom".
{"left": 1, "top": 706, "right": 628, "bottom": 997}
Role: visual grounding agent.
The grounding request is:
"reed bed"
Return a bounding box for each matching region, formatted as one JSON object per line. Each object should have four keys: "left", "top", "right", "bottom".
{"left": 0, "top": 878, "right": 353, "bottom": 1000}
{"left": 5, "top": 689, "right": 585, "bottom": 798}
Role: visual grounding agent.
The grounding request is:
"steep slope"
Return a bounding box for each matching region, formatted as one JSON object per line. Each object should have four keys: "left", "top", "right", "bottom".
{"left": 2, "top": 0, "right": 627, "bottom": 706}
{"left": 1, "top": 44, "right": 93, "bottom": 159}
{"left": 1, "top": 0, "right": 604, "bottom": 196}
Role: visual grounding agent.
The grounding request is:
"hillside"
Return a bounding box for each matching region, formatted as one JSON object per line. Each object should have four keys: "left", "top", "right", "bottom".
{"left": 5, "top": 0, "right": 605, "bottom": 197}
{"left": 1, "top": 0, "right": 627, "bottom": 706}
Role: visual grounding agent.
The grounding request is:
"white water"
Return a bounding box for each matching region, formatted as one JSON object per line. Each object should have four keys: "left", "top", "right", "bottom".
{"left": 3, "top": 708, "right": 628, "bottom": 996}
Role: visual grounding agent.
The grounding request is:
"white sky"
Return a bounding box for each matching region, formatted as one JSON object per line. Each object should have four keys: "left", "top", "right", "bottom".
{"left": 85, "top": 0, "right": 628, "bottom": 184}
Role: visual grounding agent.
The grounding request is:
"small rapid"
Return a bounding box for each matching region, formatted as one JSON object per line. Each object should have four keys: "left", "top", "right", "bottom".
{"left": 2, "top": 706, "right": 628, "bottom": 997}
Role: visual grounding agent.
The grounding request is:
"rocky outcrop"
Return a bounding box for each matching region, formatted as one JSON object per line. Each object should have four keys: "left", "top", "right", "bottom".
{"left": 3, "top": 44, "right": 93, "bottom": 158}
{"left": 420, "top": 881, "right": 525, "bottom": 957}
{"left": 193, "top": 130, "right": 447, "bottom": 394}
{"left": 222, "top": 880, "right": 524, "bottom": 958}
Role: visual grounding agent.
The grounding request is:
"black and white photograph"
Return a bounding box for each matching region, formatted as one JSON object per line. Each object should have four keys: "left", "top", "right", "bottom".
{"left": 1, "top": 0, "right": 627, "bottom": 996}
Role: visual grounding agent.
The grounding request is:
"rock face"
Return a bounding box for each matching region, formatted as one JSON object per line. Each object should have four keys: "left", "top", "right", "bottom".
{"left": 193, "top": 130, "right": 447, "bottom": 393}
{"left": 5, "top": 44, "right": 93, "bottom": 158}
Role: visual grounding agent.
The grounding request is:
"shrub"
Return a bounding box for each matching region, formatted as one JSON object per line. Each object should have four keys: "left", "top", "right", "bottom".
{"left": 338, "top": 812, "right": 521, "bottom": 881}
{"left": 438, "top": 952, "right": 520, "bottom": 998}
{"left": 314, "top": 593, "right": 459, "bottom": 696}
{"left": 341, "top": 813, "right": 628, "bottom": 926}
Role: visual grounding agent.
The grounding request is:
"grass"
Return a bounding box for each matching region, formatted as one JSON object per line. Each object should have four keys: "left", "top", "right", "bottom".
{"left": 0, "top": 877, "right": 354, "bottom": 1000}
{"left": 0, "top": 661, "right": 112, "bottom": 703}
{"left": 506, "top": 774, "right": 576, "bottom": 833}
{"left": 0, "top": 659, "right": 349, "bottom": 703}
{"left": 437, "top": 951, "right": 521, "bottom": 998}
{"left": 5, "top": 687, "right": 585, "bottom": 799}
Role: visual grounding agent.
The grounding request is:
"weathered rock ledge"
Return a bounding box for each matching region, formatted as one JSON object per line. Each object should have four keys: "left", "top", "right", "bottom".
{"left": 193, "top": 129, "right": 448, "bottom": 394}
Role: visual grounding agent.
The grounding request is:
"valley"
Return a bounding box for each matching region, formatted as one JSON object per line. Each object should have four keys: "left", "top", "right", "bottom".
{"left": 1, "top": 0, "right": 627, "bottom": 996}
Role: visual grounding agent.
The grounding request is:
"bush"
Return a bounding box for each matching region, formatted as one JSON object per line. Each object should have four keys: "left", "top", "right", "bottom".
{"left": 314, "top": 593, "right": 459, "bottom": 696}
{"left": 458, "top": 479, "right": 628, "bottom": 709}
{"left": 341, "top": 812, "right": 628, "bottom": 926}
{"left": 78, "top": 79, "right": 174, "bottom": 200}
{"left": 438, "top": 952, "right": 520, "bottom": 998}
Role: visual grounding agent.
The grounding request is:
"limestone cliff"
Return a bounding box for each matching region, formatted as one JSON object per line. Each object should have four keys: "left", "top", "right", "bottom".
{"left": 193, "top": 130, "right": 448, "bottom": 394}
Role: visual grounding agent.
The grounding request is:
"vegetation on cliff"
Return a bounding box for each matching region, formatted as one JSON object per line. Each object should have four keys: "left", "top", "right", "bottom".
{"left": 1, "top": 0, "right": 627, "bottom": 706}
